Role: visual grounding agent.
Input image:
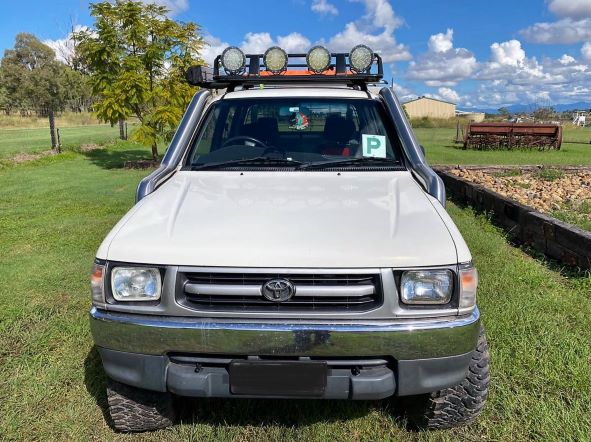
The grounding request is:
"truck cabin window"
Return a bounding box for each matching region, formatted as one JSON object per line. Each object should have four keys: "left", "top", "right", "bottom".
{"left": 186, "top": 98, "right": 402, "bottom": 168}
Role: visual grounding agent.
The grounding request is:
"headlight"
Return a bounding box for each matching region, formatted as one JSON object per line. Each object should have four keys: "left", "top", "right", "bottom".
{"left": 349, "top": 44, "right": 374, "bottom": 73}
{"left": 90, "top": 261, "right": 105, "bottom": 304}
{"left": 111, "top": 267, "right": 162, "bottom": 302}
{"left": 400, "top": 270, "right": 453, "bottom": 305}
{"left": 264, "top": 46, "right": 288, "bottom": 74}
{"left": 459, "top": 266, "right": 478, "bottom": 310}
{"left": 307, "top": 46, "right": 331, "bottom": 73}
{"left": 221, "top": 46, "right": 246, "bottom": 75}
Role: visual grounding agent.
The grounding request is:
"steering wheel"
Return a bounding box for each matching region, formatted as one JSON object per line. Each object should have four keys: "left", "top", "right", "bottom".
{"left": 222, "top": 136, "right": 267, "bottom": 148}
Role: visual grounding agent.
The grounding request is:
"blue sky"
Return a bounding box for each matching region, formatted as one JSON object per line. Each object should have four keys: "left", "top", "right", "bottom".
{"left": 2, "top": 0, "right": 591, "bottom": 109}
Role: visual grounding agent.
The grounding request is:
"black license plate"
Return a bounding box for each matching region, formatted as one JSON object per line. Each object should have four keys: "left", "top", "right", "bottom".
{"left": 229, "top": 361, "right": 327, "bottom": 397}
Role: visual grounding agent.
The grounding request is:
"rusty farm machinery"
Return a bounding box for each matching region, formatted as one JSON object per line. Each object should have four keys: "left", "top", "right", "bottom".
{"left": 463, "top": 122, "right": 563, "bottom": 151}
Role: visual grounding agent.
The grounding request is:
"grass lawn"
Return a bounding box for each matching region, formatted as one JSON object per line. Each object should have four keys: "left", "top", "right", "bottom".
{"left": 415, "top": 126, "right": 591, "bottom": 166}
{"left": 1, "top": 142, "right": 591, "bottom": 441}
{"left": 0, "top": 124, "right": 121, "bottom": 160}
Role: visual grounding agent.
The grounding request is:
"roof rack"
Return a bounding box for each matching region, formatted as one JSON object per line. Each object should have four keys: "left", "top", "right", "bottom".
{"left": 186, "top": 51, "right": 383, "bottom": 91}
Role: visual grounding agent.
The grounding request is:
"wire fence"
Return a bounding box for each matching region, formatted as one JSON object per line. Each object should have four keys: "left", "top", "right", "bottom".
{"left": 0, "top": 124, "right": 126, "bottom": 160}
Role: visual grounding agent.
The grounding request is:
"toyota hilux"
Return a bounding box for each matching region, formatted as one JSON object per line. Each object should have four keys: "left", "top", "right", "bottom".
{"left": 89, "top": 45, "right": 489, "bottom": 432}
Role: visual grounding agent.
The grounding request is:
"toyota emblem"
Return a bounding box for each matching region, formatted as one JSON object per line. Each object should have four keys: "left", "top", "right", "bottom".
{"left": 261, "top": 279, "right": 296, "bottom": 302}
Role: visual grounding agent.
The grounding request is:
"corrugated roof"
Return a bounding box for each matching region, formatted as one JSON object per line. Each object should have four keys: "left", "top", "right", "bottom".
{"left": 403, "top": 96, "right": 456, "bottom": 106}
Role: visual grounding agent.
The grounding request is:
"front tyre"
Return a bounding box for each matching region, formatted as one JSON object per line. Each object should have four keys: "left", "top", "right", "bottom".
{"left": 106, "top": 378, "right": 177, "bottom": 432}
{"left": 402, "top": 326, "right": 490, "bottom": 430}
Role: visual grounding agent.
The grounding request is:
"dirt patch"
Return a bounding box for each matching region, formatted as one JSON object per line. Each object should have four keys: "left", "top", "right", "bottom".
{"left": 11, "top": 150, "right": 58, "bottom": 164}
{"left": 124, "top": 159, "right": 159, "bottom": 169}
{"left": 449, "top": 167, "right": 591, "bottom": 216}
{"left": 79, "top": 143, "right": 102, "bottom": 152}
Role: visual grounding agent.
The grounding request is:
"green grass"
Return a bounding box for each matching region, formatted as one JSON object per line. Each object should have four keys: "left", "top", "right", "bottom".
{"left": 415, "top": 127, "right": 591, "bottom": 166}
{"left": 1, "top": 142, "right": 591, "bottom": 441}
{"left": 552, "top": 199, "right": 591, "bottom": 232}
{"left": 0, "top": 124, "right": 121, "bottom": 159}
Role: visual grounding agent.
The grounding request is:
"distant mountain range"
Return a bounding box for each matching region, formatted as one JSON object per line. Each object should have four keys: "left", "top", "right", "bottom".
{"left": 461, "top": 102, "right": 591, "bottom": 114}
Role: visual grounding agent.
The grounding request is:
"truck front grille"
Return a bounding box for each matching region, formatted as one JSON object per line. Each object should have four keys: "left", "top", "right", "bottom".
{"left": 176, "top": 271, "right": 383, "bottom": 312}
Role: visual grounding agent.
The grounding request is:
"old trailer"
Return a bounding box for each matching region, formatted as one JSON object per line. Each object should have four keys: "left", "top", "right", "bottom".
{"left": 464, "top": 122, "right": 563, "bottom": 150}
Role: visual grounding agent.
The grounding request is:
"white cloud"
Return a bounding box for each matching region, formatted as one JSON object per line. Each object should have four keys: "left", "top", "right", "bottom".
{"left": 311, "top": 0, "right": 338, "bottom": 16}
{"left": 582, "top": 42, "right": 591, "bottom": 62}
{"left": 476, "top": 39, "right": 590, "bottom": 89}
{"left": 326, "top": 23, "right": 410, "bottom": 62}
{"left": 201, "top": 0, "right": 410, "bottom": 68}
{"left": 201, "top": 33, "right": 229, "bottom": 66}
{"left": 519, "top": 0, "right": 591, "bottom": 44}
{"left": 437, "top": 87, "right": 460, "bottom": 103}
{"left": 144, "top": 0, "right": 189, "bottom": 16}
{"left": 240, "top": 32, "right": 311, "bottom": 54}
{"left": 201, "top": 32, "right": 311, "bottom": 66}
{"left": 391, "top": 82, "right": 416, "bottom": 102}
{"left": 194, "top": 0, "right": 591, "bottom": 108}
{"left": 277, "top": 33, "right": 312, "bottom": 53}
{"left": 43, "top": 25, "right": 89, "bottom": 65}
{"left": 353, "top": 0, "right": 403, "bottom": 33}
{"left": 467, "top": 39, "right": 591, "bottom": 106}
{"left": 428, "top": 29, "right": 453, "bottom": 53}
{"left": 520, "top": 18, "right": 591, "bottom": 44}
{"left": 324, "top": 0, "right": 410, "bottom": 62}
{"left": 559, "top": 54, "right": 576, "bottom": 65}
{"left": 406, "top": 29, "right": 476, "bottom": 86}
{"left": 548, "top": 0, "right": 591, "bottom": 19}
{"left": 239, "top": 32, "right": 275, "bottom": 54}
{"left": 471, "top": 77, "right": 591, "bottom": 107}
{"left": 490, "top": 40, "right": 525, "bottom": 66}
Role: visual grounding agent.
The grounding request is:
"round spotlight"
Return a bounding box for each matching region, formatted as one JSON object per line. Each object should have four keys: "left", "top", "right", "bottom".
{"left": 349, "top": 45, "right": 374, "bottom": 73}
{"left": 264, "top": 46, "right": 288, "bottom": 74}
{"left": 306, "top": 46, "right": 331, "bottom": 73}
{"left": 221, "top": 46, "right": 246, "bottom": 75}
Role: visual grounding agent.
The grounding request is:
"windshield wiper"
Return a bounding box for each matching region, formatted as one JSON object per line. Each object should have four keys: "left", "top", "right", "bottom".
{"left": 299, "top": 157, "right": 400, "bottom": 170}
{"left": 190, "top": 156, "right": 305, "bottom": 171}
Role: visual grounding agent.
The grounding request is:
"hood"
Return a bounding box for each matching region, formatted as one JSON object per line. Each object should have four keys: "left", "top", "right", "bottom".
{"left": 99, "top": 171, "right": 458, "bottom": 268}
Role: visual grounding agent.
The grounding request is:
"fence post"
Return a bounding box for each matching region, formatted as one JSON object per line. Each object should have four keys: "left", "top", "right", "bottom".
{"left": 48, "top": 108, "right": 58, "bottom": 151}
{"left": 118, "top": 118, "right": 126, "bottom": 140}
{"left": 56, "top": 128, "right": 61, "bottom": 153}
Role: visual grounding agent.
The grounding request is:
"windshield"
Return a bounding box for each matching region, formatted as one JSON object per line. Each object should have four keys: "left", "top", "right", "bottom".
{"left": 185, "top": 98, "right": 403, "bottom": 169}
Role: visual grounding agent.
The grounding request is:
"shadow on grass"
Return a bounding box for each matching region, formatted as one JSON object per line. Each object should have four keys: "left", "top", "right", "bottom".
{"left": 83, "top": 347, "right": 114, "bottom": 429}
{"left": 176, "top": 397, "right": 397, "bottom": 430}
{"left": 83, "top": 147, "right": 156, "bottom": 170}
{"left": 83, "top": 346, "right": 406, "bottom": 431}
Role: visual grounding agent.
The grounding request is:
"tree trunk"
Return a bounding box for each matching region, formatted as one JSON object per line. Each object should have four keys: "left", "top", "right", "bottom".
{"left": 118, "top": 118, "right": 126, "bottom": 140}
{"left": 151, "top": 141, "right": 158, "bottom": 161}
{"left": 48, "top": 109, "right": 59, "bottom": 152}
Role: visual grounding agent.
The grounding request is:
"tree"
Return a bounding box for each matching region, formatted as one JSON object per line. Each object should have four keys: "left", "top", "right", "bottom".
{"left": 61, "top": 67, "right": 93, "bottom": 112}
{"left": 498, "top": 107, "right": 510, "bottom": 117}
{"left": 0, "top": 83, "right": 9, "bottom": 114}
{"left": 0, "top": 33, "right": 69, "bottom": 149}
{"left": 76, "top": 0, "right": 204, "bottom": 159}
{"left": 533, "top": 106, "right": 555, "bottom": 122}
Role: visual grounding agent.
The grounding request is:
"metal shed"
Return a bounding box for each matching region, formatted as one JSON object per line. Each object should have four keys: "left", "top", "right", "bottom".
{"left": 403, "top": 96, "right": 456, "bottom": 119}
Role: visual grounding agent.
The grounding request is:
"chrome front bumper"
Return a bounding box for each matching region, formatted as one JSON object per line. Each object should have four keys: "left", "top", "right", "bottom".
{"left": 89, "top": 307, "right": 480, "bottom": 360}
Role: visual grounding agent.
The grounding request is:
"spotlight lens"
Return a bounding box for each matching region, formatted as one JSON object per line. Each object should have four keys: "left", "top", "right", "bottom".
{"left": 349, "top": 45, "right": 374, "bottom": 73}
{"left": 264, "top": 46, "right": 288, "bottom": 74}
{"left": 221, "top": 46, "right": 245, "bottom": 74}
{"left": 307, "top": 46, "right": 331, "bottom": 73}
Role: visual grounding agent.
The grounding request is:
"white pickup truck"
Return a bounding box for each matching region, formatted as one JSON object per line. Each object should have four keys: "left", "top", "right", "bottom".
{"left": 89, "top": 45, "right": 489, "bottom": 432}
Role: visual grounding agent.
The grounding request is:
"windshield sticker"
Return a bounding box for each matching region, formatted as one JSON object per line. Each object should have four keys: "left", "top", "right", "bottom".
{"left": 362, "top": 134, "right": 386, "bottom": 158}
{"left": 289, "top": 110, "right": 310, "bottom": 131}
